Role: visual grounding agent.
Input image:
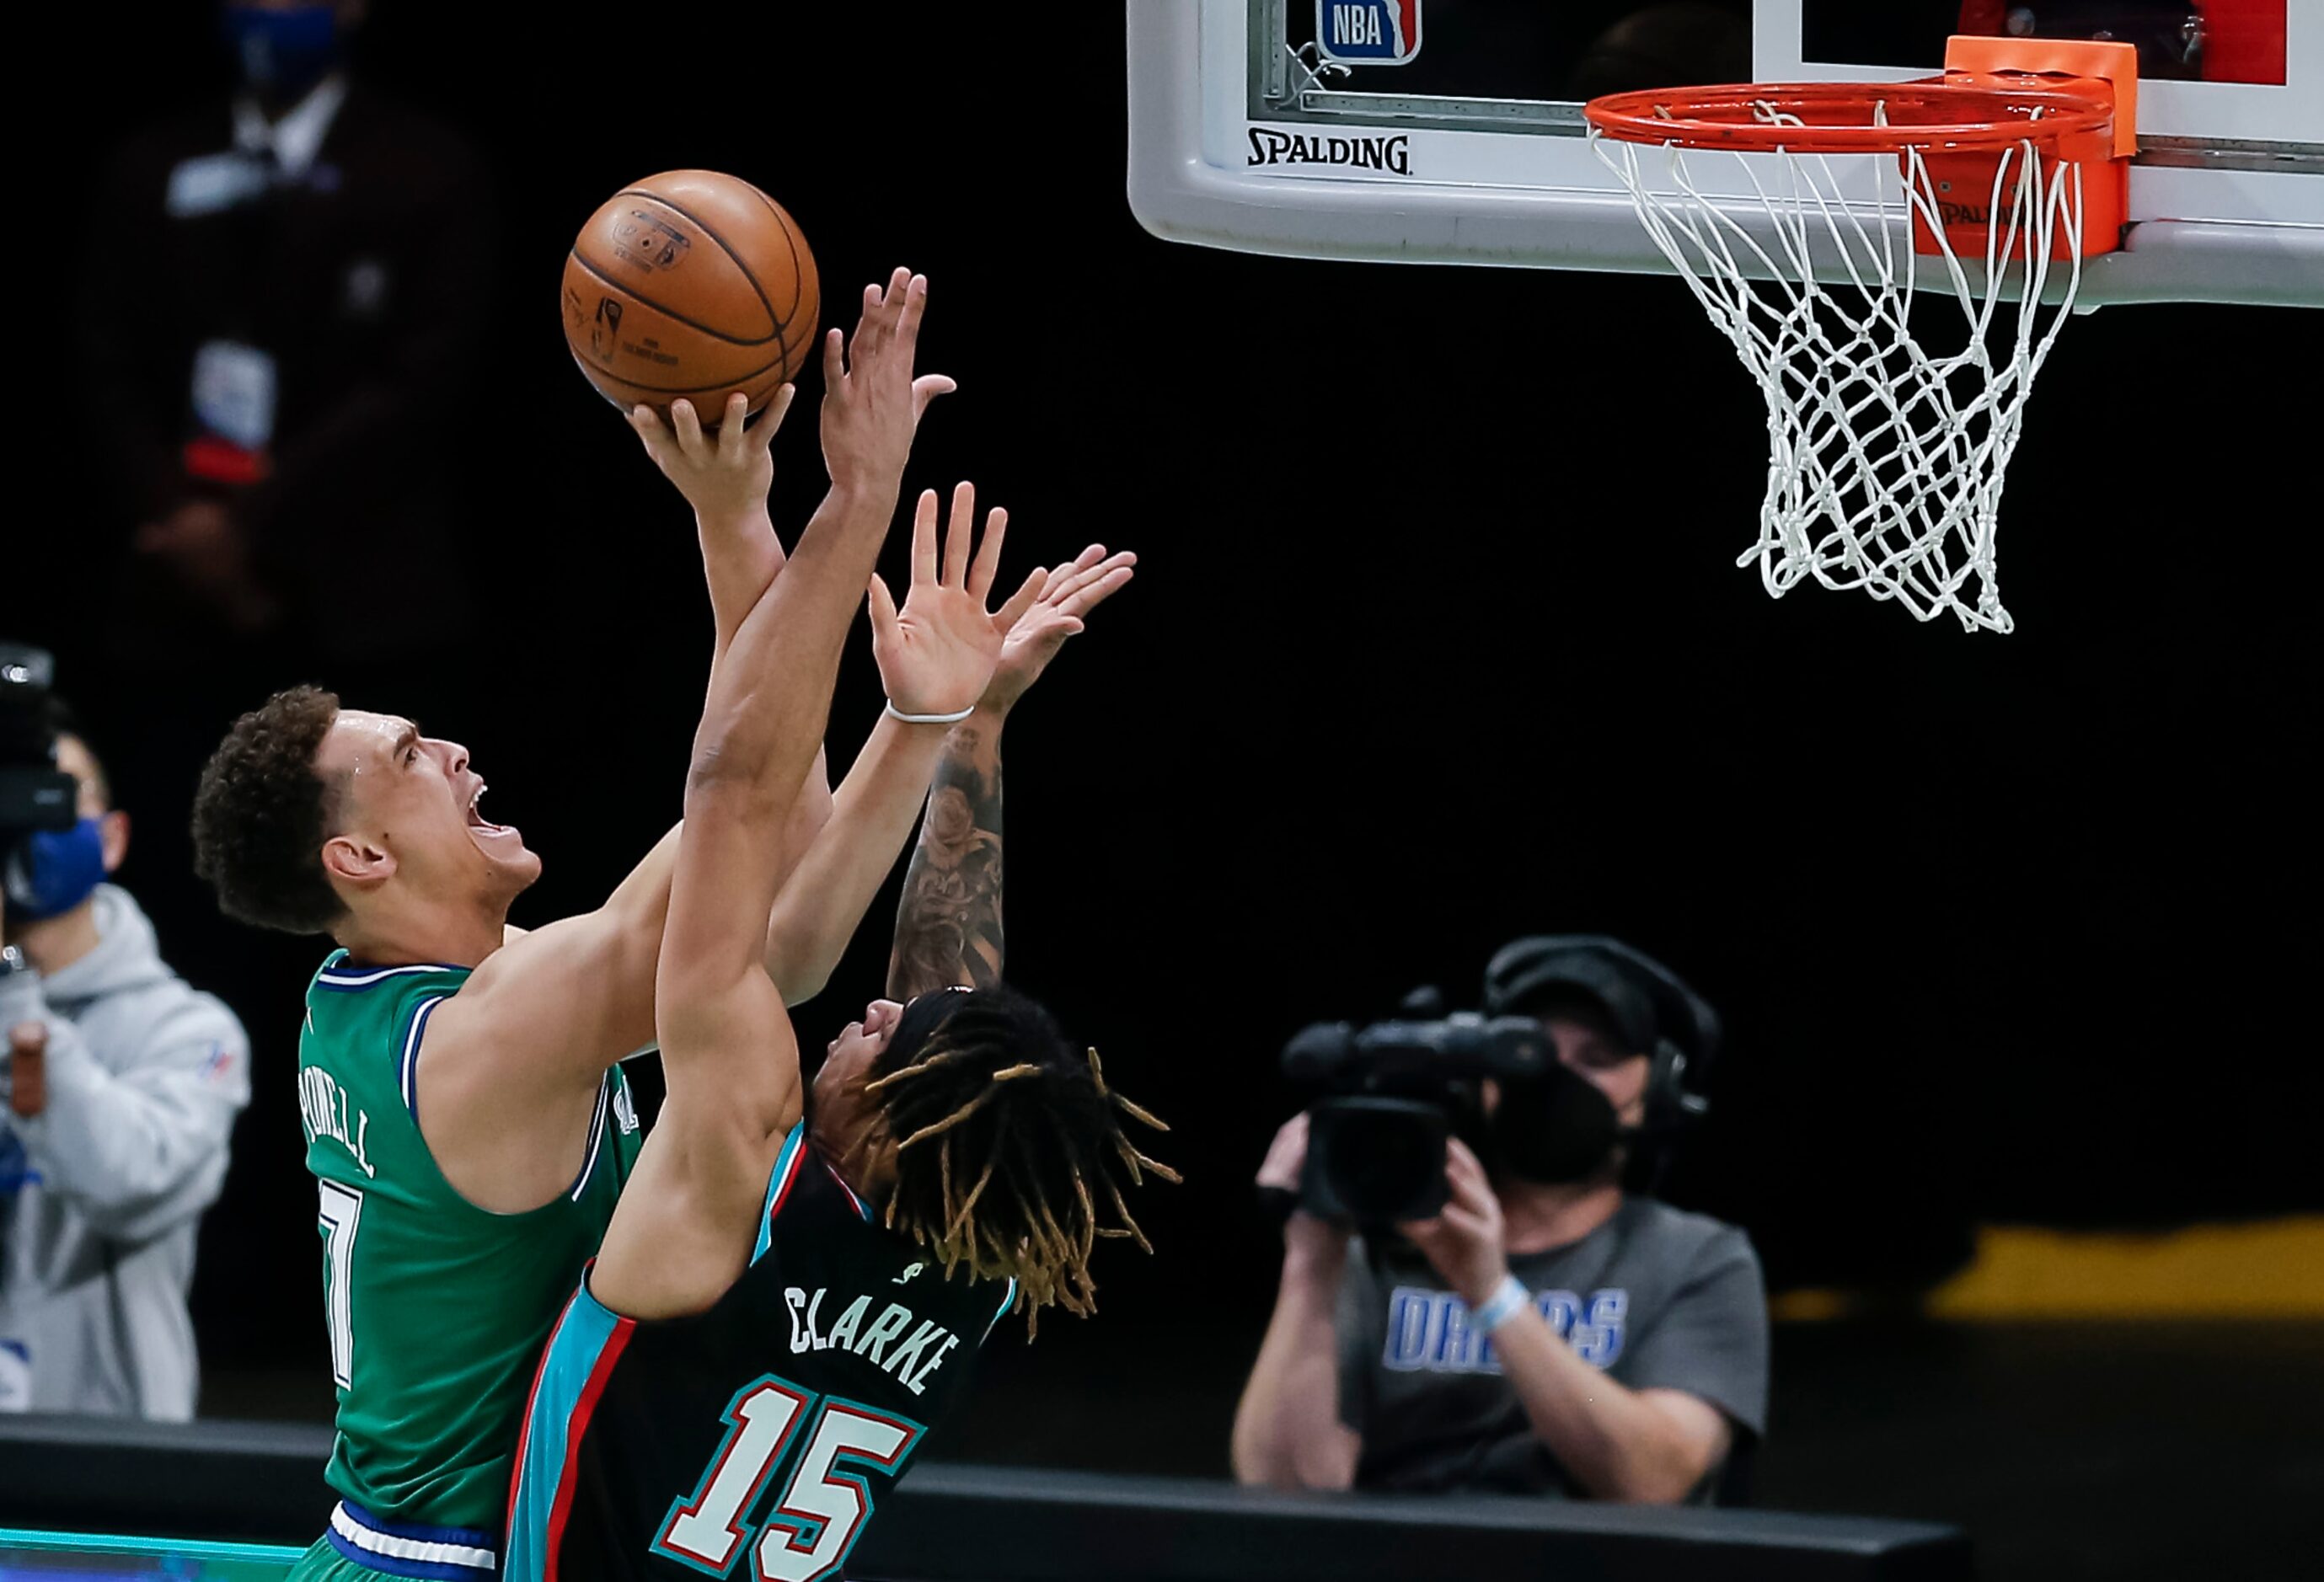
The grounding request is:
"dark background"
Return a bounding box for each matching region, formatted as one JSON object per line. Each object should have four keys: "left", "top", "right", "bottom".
{"left": 13, "top": 3, "right": 2321, "bottom": 1569}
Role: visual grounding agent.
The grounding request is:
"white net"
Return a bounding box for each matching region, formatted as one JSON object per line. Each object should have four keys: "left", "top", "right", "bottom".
{"left": 1590, "top": 108, "right": 2086, "bottom": 633}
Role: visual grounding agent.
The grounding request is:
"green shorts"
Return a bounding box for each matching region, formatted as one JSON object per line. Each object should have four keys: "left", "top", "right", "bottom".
{"left": 284, "top": 1539, "right": 389, "bottom": 1582}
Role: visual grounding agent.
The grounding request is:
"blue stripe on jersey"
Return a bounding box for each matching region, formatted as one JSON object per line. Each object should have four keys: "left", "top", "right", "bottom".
{"left": 314, "top": 949, "right": 467, "bottom": 991}
{"left": 506, "top": 1280, "right": 628, "bottom": 1582}
{"left": 750, "top": 1121, "right": 809, "bottom": 1265}
{"left": 324, "top": 1531, "right": 488, "bottom": 1582}
{"left": 325, "top": 1500, "right": 495, "bottom": 1581}
{"left": 397, "top": 995, "right": 448, "bottom": 1119}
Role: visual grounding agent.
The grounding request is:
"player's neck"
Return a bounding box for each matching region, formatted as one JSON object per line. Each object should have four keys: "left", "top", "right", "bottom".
{"left": 336, "top": 894, "right": 508, "bottom": 970}
{"left": 817, "top": 1125, "right": 891, "bottom": 1214}
{"left": 1496, "top": 1175, "right": 1624, "bottom": 1258}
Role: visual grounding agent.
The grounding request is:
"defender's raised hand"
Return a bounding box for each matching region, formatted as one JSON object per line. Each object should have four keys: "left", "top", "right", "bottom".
{"left": 980, "top": 542, "right": 1138, "bottom": 714}
{"left": 629, "top": 386, "right": 796, "bottom": 528}
{"left": 869, "top": 482, "right": 1045, "bottom": 722}
{"left": 822, "top": 270, "right": 955, "bottom": 493}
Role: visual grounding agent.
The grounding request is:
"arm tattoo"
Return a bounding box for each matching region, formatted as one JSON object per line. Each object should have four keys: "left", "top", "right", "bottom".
{"left": 887, "top": 724, "right": 1004, "bottom": 998}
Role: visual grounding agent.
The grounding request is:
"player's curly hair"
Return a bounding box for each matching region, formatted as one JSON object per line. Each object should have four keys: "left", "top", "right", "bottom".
{"left": 191, "top": 685, "right": 347, "bottom": 934}
{"left": 862, "top": 986, "right": 1175, "bottom": 1335}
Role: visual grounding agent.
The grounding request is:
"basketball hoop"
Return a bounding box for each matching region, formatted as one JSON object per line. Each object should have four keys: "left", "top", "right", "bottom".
{"left": 1585, "top": 39, "right": 2139, "bottom": 633}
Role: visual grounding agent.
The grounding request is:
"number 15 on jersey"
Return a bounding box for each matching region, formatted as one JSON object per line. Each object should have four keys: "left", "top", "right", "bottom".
{"left": 654, "top": 1376, "right": 922, "bottom": 1582}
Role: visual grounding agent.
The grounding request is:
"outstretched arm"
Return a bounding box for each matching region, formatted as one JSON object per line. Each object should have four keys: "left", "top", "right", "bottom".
{"left": 887, "top": 719, "right": 1005, "bottom": 997}
{"left": 886, "top": 543, "right": 1137, "bottom": 999}
{"left": 657, "top": 275, "right": 948, "bottom": 1110}
{"left": 413, "top": 384, "right": 820, "bottom": 1215}
{"left": 630, "top": 386, "right": 797, "bottom": 668}
{"left": 761, "top": 483, "right": 1049, "bottom": 1002}
{"left": 630, "top": 383, "right": 838, "bottom": 928}
{"left": 596, "top": 270, "right": 956, "bottom": 1318}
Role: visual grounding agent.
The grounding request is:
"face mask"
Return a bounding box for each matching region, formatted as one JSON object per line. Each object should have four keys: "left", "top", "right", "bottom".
{"left": 4, "top": 818, "right": 108, "bottom": 922}
{"left": 220, "top": 4, "right": 343, "bottom": 99}
{"left": 1487, "top": 1058, "right": 1625, "bottom": 1184}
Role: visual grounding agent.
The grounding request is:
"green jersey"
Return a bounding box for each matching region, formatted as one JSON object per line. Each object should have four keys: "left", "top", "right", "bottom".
{"left": 297, "top": 949, "right": 641, "bottom": 1534}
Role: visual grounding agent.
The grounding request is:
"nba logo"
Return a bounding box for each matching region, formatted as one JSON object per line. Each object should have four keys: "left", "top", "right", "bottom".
{"left": 1316, "top": 1, "right": 1421, "bottom": 65}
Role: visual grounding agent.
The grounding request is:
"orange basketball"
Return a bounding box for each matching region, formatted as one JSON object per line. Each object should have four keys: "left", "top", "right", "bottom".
{"left": 561, "top": 170, "right": 820, "bottom": 425}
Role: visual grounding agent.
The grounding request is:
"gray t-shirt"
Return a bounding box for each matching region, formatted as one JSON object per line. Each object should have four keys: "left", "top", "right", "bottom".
{"left": 1336, "top": 1197, "right": 1768, "bottom": 1497}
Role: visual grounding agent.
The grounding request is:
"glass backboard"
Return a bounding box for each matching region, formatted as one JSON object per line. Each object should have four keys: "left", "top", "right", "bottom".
{"left": 1127, "top": 0, "right": 2322, "bottom": 306}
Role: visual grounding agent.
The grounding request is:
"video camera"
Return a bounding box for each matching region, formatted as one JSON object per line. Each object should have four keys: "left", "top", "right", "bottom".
{"left": 1270, "top": 939, "right": 1722, "bottom": 1227}
{"left": 1277, "top": 988, "right": 1551, "bottom": 1225}
{"left": 0, "top": 644, "right": 76, "bottom": 841}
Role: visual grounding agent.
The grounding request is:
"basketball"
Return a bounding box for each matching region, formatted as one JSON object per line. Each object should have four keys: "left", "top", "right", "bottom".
{"left": 561, "top": 170, "right": 820, "bottom": 425}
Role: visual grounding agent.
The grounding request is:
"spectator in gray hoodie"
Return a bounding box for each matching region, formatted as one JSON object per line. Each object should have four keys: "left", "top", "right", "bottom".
{"left": 0, "top": 712, "right": 251, "bottom": 1419}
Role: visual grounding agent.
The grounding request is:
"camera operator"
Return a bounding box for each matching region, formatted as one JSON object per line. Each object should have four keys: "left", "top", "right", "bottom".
{"left": 0, "top": 652, "right": 250, "bottom": 1419}
{"left": 1232, "top": 937, "right": 1766, "bottom": 1502}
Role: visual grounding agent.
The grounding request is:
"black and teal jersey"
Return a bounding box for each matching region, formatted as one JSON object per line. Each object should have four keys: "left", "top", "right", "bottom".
{"left": 506, "top": 1122, "right": 1015, "bottom": 1582}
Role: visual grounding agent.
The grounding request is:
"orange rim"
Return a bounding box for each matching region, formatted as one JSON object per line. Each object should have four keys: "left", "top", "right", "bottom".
{"left": 1584, "top": 80, "right": 2114, "bottom": 156}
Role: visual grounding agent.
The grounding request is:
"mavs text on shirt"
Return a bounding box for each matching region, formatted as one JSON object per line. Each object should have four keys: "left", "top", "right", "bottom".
{"left": 1382, "top": 1285, "right": 1627, "bottom": 1375}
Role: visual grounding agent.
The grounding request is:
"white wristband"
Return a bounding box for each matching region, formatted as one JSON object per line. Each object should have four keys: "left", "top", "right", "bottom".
{"left": 884, "top": 701, "right": 977, "bottom": 725}
{"left": 1470, "top": 1274, "right": 1531, "bottom": 1334}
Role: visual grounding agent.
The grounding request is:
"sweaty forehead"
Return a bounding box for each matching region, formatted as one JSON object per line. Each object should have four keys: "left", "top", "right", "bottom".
{"left": 318, "top": 710, "right": 415, "bottom": 777}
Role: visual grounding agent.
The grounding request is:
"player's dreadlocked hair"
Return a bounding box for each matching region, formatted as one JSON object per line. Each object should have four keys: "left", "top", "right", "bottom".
{"left": 861, "top": 986, "right": 1175, "bottom": 1334}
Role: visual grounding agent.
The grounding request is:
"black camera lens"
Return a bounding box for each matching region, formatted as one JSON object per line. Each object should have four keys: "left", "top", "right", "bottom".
{"left": 1308, "top": 1098, "right": 1451, "bottom": 1224}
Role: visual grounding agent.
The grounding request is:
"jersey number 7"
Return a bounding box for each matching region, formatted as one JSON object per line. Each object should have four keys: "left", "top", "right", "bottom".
{"left": 318, "top": 1181, "right": 364, "bottom": 1391}
{"left": 653, "top": 1376, "right": 924, "bottom": 1582}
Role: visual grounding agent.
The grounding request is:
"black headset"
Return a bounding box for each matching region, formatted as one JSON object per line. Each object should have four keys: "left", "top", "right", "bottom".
{"left": 1481, "top": 934, "right": 1721, "bottom": 1138}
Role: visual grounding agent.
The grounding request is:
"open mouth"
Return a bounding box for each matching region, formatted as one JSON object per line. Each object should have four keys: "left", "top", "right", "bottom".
{"left": 464, "top": 780, "right": 515, "bottom": 839}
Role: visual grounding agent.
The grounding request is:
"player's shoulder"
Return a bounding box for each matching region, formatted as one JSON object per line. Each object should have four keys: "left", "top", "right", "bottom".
{"left": 759, "top": 1133, "right": 967, "bottom": 1291}
{"left": 768, "top": 1125, "right": 876, "bottom": 1229}
{"left": 306, "top": 949, "right": 472, "bottom": 998}
{"left": 301, "top": 951, "right": 471, "bottom": 1059}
